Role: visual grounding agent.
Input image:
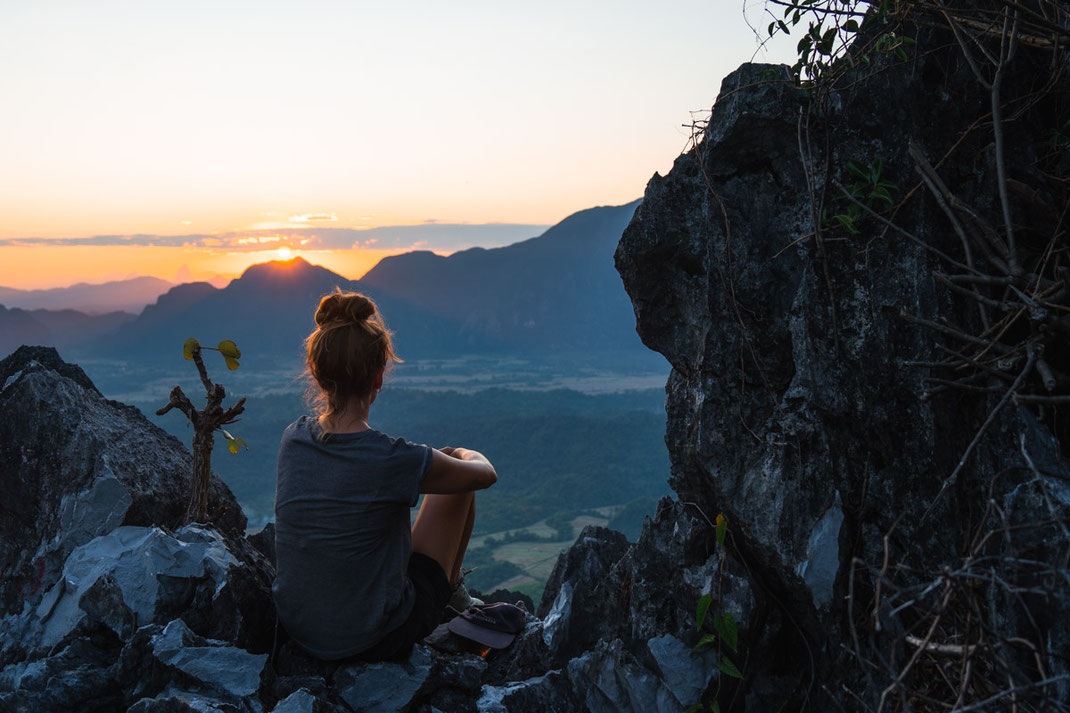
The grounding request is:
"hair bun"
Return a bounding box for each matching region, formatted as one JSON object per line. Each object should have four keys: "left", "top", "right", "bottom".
{"left": 314, "top": 290, "right": 376, "bottom": 327}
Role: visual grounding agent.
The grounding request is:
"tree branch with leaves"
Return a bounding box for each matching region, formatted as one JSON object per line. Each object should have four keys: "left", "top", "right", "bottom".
{"left": 157, "top": 338, "right": 247, "bottom": 524}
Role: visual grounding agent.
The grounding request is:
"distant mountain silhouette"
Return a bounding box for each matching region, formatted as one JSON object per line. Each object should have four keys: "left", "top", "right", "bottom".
{"left": 0, "top": 305, "right": 134, "bottom": 357}
{"left": 38, "top": 201, "right": 657, "bottom": 368}
{"left": 0, "top": 276, "right": 174, "bottom": 314}
{"left": 361, "top": 201, "right": 645, "bottom": 355}
{"left": 88, "top": 258, "right": 484, "bottom": 368}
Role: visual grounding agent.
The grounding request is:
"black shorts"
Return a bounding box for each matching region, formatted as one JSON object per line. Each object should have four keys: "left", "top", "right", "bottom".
{"left": 356, "top": 552, "right": 451, "bottom": 661}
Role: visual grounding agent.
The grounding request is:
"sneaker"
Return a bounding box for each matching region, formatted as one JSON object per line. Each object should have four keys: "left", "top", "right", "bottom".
{"left": 447, "top": 580, "right": 484, "bottom": 615}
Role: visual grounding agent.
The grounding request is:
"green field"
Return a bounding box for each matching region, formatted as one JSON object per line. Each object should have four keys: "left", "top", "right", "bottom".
{"left": 463, "top": 506, "right": 638, "bottom": 602}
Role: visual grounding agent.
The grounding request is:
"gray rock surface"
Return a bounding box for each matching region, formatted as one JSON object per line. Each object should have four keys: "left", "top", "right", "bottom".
{"left": 537, "top": 499, "right": 755, "bottom": 662}
{"left": 535, "top": 526, "right": 630, "bottom": 661}
{"left": 33, "top": 526, "right": 235, "bottom": 648}
{"left": 333, "top": 645, "right": 432, "bottom": 713}
{"left": 646, "top": 635, "right": 718, "bottom": 708}
{"left": 270, "top": 689, "right": 338, "bottom": 713}
{"left": 151, "top": 619, "right": 268, "bottom": 700}
{"left": 127, "top": 691, "right": 244, "bottom": 713}
{"left": 476, "top": 670, "right": 581, "bottom": 713}
{"left": 9, "top": 23, "right": 1069, "bottom": 710}
{"left": 565, "top": 639, "right": 679, "bottom": 713}
{"left": 0, "top": 346, "right": 246, "bottom": 621}
{"left": 616, "top": 35, "right": 1070, "bottom": 711}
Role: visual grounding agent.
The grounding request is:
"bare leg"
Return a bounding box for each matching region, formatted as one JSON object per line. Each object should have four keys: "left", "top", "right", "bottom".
{"left": 450, "top": 497, "right": 476, "bottom": 584}
{"left": 412, "top": 491, "right": 475, "bottom": 585}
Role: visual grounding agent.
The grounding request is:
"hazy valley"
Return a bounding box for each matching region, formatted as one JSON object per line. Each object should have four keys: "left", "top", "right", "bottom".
{"left": 2, "top": 201, "right": 671, "bottom": 600}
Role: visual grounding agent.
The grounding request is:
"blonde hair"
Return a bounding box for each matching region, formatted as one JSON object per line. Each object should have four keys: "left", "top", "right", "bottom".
{"left": 303, "top": 289, "right": 400, "bottom": 420}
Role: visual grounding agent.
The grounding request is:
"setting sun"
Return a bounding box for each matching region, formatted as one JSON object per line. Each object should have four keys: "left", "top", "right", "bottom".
{"left": 276, "top": 246, "right": 293, "bottom": 260}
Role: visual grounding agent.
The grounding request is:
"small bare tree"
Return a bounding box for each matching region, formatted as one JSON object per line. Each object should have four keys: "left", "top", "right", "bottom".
{"left": 157, "top": 338, "right": 247, "bottom": 524}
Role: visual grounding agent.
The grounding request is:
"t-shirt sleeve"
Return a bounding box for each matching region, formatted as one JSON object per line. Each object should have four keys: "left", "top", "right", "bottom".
{"left": 387, "top": 437, "right": 435, "bottom": 507}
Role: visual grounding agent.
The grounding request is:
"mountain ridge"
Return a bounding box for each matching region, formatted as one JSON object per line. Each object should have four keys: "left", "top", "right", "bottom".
{"left": 0, "top": 275, "right": 174, "bottom": 314}
{"left": 6, "top": 201, "right": 656, "bottom": 368}
{"left": 360, "top": 200, "right": 646, "bottom": 354}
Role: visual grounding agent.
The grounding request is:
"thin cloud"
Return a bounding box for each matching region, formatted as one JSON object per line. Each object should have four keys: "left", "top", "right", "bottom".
{"left": 0, "top": 234, "right": 211, "bottom": 247}
{"left": 289, "top": 213, "right": 339, "bottom": 223}
{"left": 0, "top": 224, "right": 550, "bottom": 252}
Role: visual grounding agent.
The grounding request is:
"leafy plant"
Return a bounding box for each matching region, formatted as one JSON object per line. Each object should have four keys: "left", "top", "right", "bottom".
{"left": 763, "top": 0, "right": 913, "bottom": 86}
{"left": 684, "top": 513, "right": 743, "bottom": 713}
{"left": 826, "top": 157, "right": 898, "bottom": 234}
{"left": 1045, "top": 118, "right": 1070, "bottom": 152}
{"left": 157, "top": 338, "right": 248, "bottom": 523}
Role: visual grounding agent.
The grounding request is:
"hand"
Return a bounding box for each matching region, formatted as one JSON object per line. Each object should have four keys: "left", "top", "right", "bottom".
{"left": 438, "top": 446, "right": 481, "bottom": 462}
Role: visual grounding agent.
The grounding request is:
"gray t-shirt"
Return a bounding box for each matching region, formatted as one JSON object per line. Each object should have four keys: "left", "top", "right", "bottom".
{"left": 272, "top": 416, "right": 434, "bottom": 659}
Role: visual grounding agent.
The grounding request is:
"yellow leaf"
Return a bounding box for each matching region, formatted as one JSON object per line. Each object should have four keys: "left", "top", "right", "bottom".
{"left": 227, "top": 438, "right": 240, "bottom": 454}
{"left": 182, "top": 338, "right": 199, "bottom": 360}
{"left": 217, "top": 340, "right": 241, "bottom": 359}
{"left": 224, "top": 355, "right": 240, "bottom": 371}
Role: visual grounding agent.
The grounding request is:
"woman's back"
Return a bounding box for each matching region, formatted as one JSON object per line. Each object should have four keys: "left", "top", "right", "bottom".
{"left": 272, "top": 416, "right": 433, "bottom": 659}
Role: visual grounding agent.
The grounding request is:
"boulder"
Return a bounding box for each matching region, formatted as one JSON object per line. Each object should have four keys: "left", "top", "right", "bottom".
{"left": 565, "top": 638, "right": 680, "bottom": 713}
{"left": 269, "top": 689, "right": 339, "bottom": 713}
{"left": 333, "top": 645, "right": 432, "bottom": 713}
{"left": 536, "top": 526, "right": 630, "bottom": 661}
{"left": 476, "top": 670, "right": 581, "bottom": 713}
{"left": 119, "top": 619, "right": 269, "bottom": 709}
{"left": 0, "top": 346, "right": 245, "bottom": 621}
{"left": 0, "top": 635, "right": 124, "bottom": 713}
{"left": 0, "top": 524, "right": 273, "bottom": 660}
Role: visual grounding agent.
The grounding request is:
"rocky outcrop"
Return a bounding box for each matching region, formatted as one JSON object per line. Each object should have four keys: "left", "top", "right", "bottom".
{"left": 0, "top": 346, "right": 246, "bottom": 621}
{"left": 617, "top": 29, "right": 1070, "bottom": 713}
{"left": 6, "top": 17, "right": 1069, "bottom": 713}
{"left": 0, "top": 349, "right": 721, "bottom": 713}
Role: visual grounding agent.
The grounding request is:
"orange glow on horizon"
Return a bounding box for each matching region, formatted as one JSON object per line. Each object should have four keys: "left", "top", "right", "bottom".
{"left": 0, "top": 244, "right": 410, "bottom": 292}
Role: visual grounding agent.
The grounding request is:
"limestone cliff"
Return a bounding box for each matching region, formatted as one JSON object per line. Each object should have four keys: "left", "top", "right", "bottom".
{"left": 616, "top": 24, "right": 1070, "bottom": 713}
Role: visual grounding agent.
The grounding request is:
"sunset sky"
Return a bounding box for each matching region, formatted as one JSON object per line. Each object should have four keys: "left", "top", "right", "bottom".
{"left": 0, "top": 1, "right": 793, "bottom": 289}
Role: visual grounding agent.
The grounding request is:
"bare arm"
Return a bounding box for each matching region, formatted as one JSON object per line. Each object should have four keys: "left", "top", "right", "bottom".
{"left": 420, "top": 446, "right": 497, "bottom": 494}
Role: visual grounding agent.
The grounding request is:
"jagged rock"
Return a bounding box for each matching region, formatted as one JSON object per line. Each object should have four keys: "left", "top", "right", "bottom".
{"left": 481, "top": 620, "right": 551, "bottom": 687}
{"left": 247, "top": 524, "right": 276, "bottom": 569}
{"left": 78, "top": 574, "right": 137, "bottom": 641}
{"left": 269, "top": 689, "right": 339, "bottom": 713}
{"left": 565, "top": 638, "right": 680, "bottom": 713}
{"left": 429, "top": 654, "right": 486, "bottom": 693}
{"left": 127, "top": 692, "right": 244, "bottom": 713}
{"left": 333, "top": 645, "right": 432, "bottom": 713}
{"left": 0, "top": 634, "right": 124, "bottom": 713}
{"left": 421, "top": 623, "right": 467, "bottom": 656}
{"left": 270, "top": 675, "right": 330, "bottom": 708}
{"left": 467, "top": 589, "right": 535, "bottom": 614}
{"left": 616, "top": 32, "right": 1070, "bottom": 710}
{"left": 120, "top": 619, "right": 268, "bottom": 709}
{"left": 0, "top": 346, "right": 246, "bottom": 621}
{"left": 6, "top": 522, "right": 271, "bottom": 655}
{"left": 535, "top": 500, "right": 755, "bottom": 674}
{"left": 646, "top": 635, "right": 718, "bottom": 708}
{"left": 536, "top": 526, "right": 630, "bottom": 660}
{"left": 606, "top": 500, "right": 755, "bottom": 649}
{"left": 476, "top": 670, "right": 581, "bottom": 713}
{"left": 151, "top": 620, "right": 268, "bottom": 700}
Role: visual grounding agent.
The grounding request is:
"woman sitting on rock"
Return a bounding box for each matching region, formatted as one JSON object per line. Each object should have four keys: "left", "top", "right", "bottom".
{"left": 273, "top": 289, "right": 497, "bottom": 661}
